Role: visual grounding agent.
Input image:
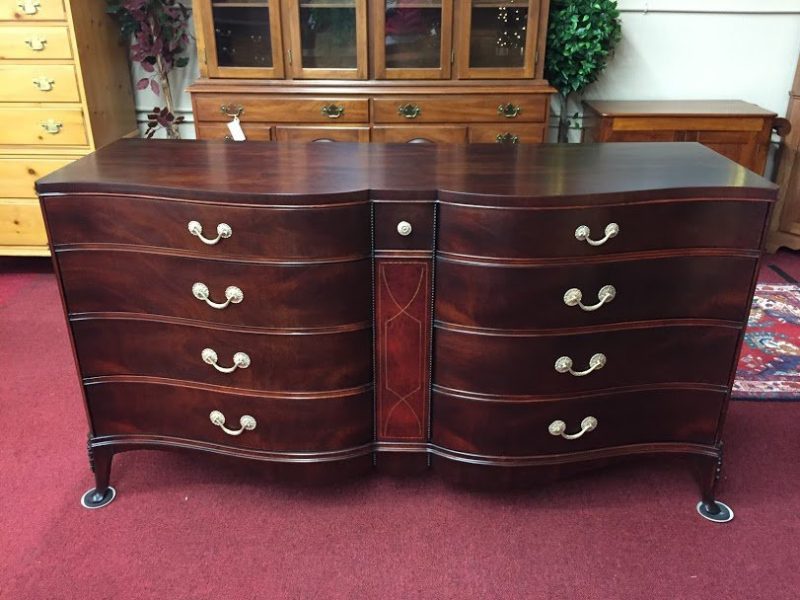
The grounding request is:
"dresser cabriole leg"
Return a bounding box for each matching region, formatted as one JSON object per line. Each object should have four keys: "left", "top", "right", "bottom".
{"left": 695, "top": 445, "right": 733, "bottom": 523}
{"left": 81, "top": 437, "right": 116, "bottom": 510}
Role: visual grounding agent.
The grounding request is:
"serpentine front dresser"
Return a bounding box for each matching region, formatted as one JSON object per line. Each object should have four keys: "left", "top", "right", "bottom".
{"left": 37, "top": 140, "right": 777, "bottom": 522}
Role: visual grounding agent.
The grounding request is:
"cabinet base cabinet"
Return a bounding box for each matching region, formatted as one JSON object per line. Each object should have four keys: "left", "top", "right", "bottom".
{"left": 38, "top": 140, "right": 776, "bottom": 522}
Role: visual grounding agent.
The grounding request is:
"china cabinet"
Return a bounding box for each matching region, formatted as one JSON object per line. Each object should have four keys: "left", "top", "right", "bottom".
{"left": 190, "top": 0, "right": 553, "bottom": 143}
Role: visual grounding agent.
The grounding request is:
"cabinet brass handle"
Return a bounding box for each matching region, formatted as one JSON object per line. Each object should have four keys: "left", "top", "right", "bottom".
{"left": 398, "top": 104, "right": 421, "bottom": 119}
{"left": 41, "top": 119, "right": 62, "bottom": 134}
{"left": 202, "top": 348, "right": 251, "bottom": 373}
{"left": 192, "top": 283, "right": 244, "bottom": 310}
{"left": 554, "top": 353, "right": 606, "bottom": 377}
{"left": 32, "top": 76, "right": 55, "bottom": 91}
{"left": 209, "top": 410, "right": 257, "bottom": 436}
{"left": 548, "top": 416, "right": 598, "bottom": 440}
{"left": 220, "top": 104, "right": 244, "bottom": 118}
{"left": 17, "top": 0, "right": 41, "bottom": 14}
{"left": 563, "top": 285, "right": 616, "bottom": 312}
{"left": 321, "top": 104, "right": 344, "bottom": 119}
{"left": 396, "top": 221, "right": 412, "bottom": 236}
{"left": 496, "top": 133, "right": 519, "bottom": 144}
{"left": 574, "top": 223, "right": 619, "bottom": 246}
{"left": 187, "top": 220, "right": 232, "bottom": 245}
{"left": 498, "top": 103, "right": 521, "bottom": 118}
{"left": 25, "top": 36, "right": 47, "bottom": 51}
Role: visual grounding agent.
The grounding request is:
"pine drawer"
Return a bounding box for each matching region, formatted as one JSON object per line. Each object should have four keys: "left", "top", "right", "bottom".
{"left": 0, "top": 1, "right": 65, "bottom": 21}
{"left": 0, "top": 156, "right": 72, "bottom": 198}
{"left": 0, "top": 198, "right": 47, "bottom": 247}
{"left": 0, "top": 107, "right": 87, "bottom": 146}
{"left": 0, "top": 25, "right": 72, "bottom": 60}
{"left": 0, "top": 64, "right": 80, "bottom": 102}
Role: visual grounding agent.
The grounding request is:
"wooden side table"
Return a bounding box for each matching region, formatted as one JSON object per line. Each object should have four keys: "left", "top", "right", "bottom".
{"left": 582, "top": 100, "right": 778, "bottom": 175}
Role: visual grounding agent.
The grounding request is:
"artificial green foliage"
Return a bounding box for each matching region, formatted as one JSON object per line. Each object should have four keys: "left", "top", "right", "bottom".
{"left": 545, "top": 0, "right": 621, "bottom": 141}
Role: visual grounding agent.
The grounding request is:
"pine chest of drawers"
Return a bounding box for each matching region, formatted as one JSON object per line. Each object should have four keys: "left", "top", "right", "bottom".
{"left": 37, "top": 140, "right": 776, "bottom": 521}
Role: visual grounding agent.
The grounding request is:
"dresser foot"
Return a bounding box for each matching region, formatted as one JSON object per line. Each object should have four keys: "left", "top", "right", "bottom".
{"left": 696, "top": 500, "right": 734, "bottom": 523}
{"left": 83, "top": 437, "right": 115, "bottom": 509}
{"left": 80, "top": 486, "right": 117, "bottom": 509}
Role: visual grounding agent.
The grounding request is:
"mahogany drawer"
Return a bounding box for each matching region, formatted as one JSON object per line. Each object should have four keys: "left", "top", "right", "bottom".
{"left": 438, "top": 200, "right": 770, "bottom": 258}
{"left": 371, "top": 126, "right": 467, "bottom": 144}
{"left": 435, "top": 255, "right": 758, "bottom": 329}
{"left": 372, "top": 95, "right": 547, "bottom": 123}
{"left": 58, "top": 250, "right": 371, "bottom": 329}
{"left": 72, "top": 318, "right": 372, "bottom": 393}
{"left": 374, "top": 201, "right": 435, "bottom": 250}
{"left": 86, "top": 381, "right": 373, "bottom": 452}
{"left": 434, "top": 324, "right": 740, "bottom": 396}
{"left": 0, "top": 107, "right": 87, "bottom": 146}
{"left": 468, "top": 124, "right": 546, "bottom": 144}
{"left": 0, "top": 25, "right": 72, "bottom": 59}
{"left": 194, "top": 122, "right": 273, "bottom": 141}
{"left": 274, "top": 126, "right": 370, "bottom": 143}
{"left": 43, "top": 195, "right": 370, "bottom": 260}
{"left": 0, "top": 63, "right": 80, "bottom": 103}
{"left": 193, "top": 94, "right": 370, "bottom": 124}
{"left": 431, "top": 388, "right": 724, "bottom": 456}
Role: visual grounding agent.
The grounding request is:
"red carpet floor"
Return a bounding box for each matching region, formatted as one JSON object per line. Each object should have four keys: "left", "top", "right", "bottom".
{"left": 2, "top": 256, "right": 800, "bottom": 599}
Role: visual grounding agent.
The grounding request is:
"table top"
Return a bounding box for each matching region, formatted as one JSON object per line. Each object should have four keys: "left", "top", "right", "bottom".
{"left": 36, "top": 139, "right": 778, "bottom": 205}
{"left": 583, "top": 100, "right": 777, "bottom": 117}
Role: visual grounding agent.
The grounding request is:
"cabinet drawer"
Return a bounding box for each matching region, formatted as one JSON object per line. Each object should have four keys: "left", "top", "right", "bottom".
{"left": 43, "top": 195, "right": 371, "bottom": 260}
{"left": 373, "top": 95, "right": 547, "bottom": 123}
{"left": 0, "top": 1, "right": 65, "bottom": 21}
{"left": 0, "top": 25, "right": 72, "bottom": 59}
{"left": 0, "top": 157, "right": 72, "bottom": 198}
{"left": 0, "top": 107, "right": 87, "bottom": 146}
{"left": 72, "top": 318, "right": 372, "bottom": 393}
{"left": 86, "top": 381, "right": 372, "bottom": 452}
{"left": 434, "top": 324, "right": 740, "bottom": 396}
{"left": 435, "top": 255, "right": 758, "bottom": 329}
{"left": 432, "top": 388, "right": 723, "bottom": 456}
{"left": 194, "top": 122, "right": 273, "bottom": 141}
{"left": 372, "top": 126, "right": 467, "bottom": 144}
{"left": 0, "top": 64, "right": 80, "bottom": 102}
{"left": 468, "top": 124, "right": 546, "bottom": 144}
{"left": 194, "top": 95, "right": 370, "bottom": 124}
{"left": 438, "top": 200, "right": 770, "bottom": 258}
{"left": 58, "top": 250, "right": 371, "bottom": 330}
{"left": 0, "top": 198, "right": 46, "bottom": 246}
{"left": 275, "top": 126, "right": 370, "bottom": 143}
{"left": 374, "top": 201, "right": 435, "bottom": 250}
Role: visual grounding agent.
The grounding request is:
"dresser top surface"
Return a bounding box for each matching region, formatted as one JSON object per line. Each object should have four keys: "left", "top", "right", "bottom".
{"left": 583, "top": 100, "right": 777, "bottom": 117}
{"left": 36, "top": 140, "right": 777, "bottom": 204}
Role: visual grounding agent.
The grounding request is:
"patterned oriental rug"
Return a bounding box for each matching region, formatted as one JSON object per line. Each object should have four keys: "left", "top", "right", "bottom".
{"left": 733, "top": 284, "right": 800, "bottom": 400}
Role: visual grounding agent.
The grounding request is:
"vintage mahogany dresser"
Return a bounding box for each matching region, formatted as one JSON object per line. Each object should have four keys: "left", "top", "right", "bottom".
{"left": 37, "top": 140, "right": 777, "bottom": 522}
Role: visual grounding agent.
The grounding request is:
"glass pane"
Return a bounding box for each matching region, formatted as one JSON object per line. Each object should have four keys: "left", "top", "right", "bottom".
{"left": 212, "top": 1, "right": 273, "bottom": 68}
{"left": 385, "top": 0, "right": 442, "bottom": 70}
{"left": 469, "top": 0, "right": 528, "bottom": 69}
{"left": 299, "top": 0, "right": 358, "bottom": 69}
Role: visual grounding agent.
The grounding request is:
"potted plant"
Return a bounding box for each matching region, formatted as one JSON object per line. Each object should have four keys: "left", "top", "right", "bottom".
{"left": 106, "top": 0, "right": 192, "bottom": 139}
{"left": 545, "top": 0, "right": 622, "bottom": 142}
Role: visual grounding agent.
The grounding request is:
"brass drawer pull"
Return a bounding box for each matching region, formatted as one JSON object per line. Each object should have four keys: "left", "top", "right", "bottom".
{"left": 25, "top": 36, "right": 47, "bottom": 51}
{"left": 192, "top": 282, "right": 244, "bottom": 310}
{"left": 202, "top": 348, "right": 251, "bottom": 373}
{"left": 563, "top": 285, "right": 616, "bottom": 312}
{"left": 187, "top": 220, "right": 232, "bottom": 245}
{"left": 498, "top": 103, "right": 521, "bottom": 118}
{"left": 209, "top": 410, "right": 257, "bottom": 436}
{"left": 396, "top": 220, "right": 412, "bottom": 236}
{"left": 575, "top": 222, "right": 619, "bottom": 246}
{"left": 32, "top": 77, "right": 55, "bottom": 92}
{"left": 398, "top": 104, "right": 421, "bottom": 119}
{"left": 41, "top": 119, "right": 62, "bottom": 134}
{"left": 321, "top": 104, "right": 345, "bottom": 119}
{"left": 220, "top": 104, "right": 244, "bottom": 118}
{"left": 549, "top": 416, "right": 598, "bottom": 440}
{"left": 496, "top": 133, "right": 519, "bottom": 144}
{"left": 18, "top": 0, "right": 41, "bottom": 14}
{"left": 555, "top": 353, "right": 606, "bottom": 377}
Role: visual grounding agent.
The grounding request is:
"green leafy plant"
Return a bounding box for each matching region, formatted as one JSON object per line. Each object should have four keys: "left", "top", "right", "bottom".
{"left": 545, "top": 0, "right": 622, "bottom": 142}
{"left": 106, "top": 0, "right": 192, "bottom": 139}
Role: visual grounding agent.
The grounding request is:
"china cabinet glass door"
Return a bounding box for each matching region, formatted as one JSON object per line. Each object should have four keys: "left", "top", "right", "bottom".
{"left": 201, "top": 0, "right": 285, "bottom": 78}
{"left": 456, "top": 0, "right": 540, "bottom": 78}
{"left": 374, "top": 0, "right": 453, "bottom": 79}
{"left": 287, "top": 0, "right": 368, "bottom": 79}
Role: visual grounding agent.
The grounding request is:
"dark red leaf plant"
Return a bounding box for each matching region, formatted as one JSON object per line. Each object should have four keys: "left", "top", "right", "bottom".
{"left": 107, "top": 0, "right": 191, "bottom": 139}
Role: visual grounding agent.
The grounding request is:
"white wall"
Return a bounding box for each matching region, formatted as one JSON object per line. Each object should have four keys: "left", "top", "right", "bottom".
{"left": 131, "top": 1, "right": 800, "bottom": 140}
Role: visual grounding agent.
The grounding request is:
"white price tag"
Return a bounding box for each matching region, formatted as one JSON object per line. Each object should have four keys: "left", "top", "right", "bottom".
{"left": 226, "top": 116, "right": 246, "bottom": 141}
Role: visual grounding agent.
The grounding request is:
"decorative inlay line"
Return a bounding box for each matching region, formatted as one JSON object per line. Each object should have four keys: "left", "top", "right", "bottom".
{"left": 434, "top": 318, "right": 743, "bottom": 337}
{"left": 436, "top": 248, "right": 761, "bottom": 266}
{"left": 40, "top": 191, "right": 371, "bottom": 208}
